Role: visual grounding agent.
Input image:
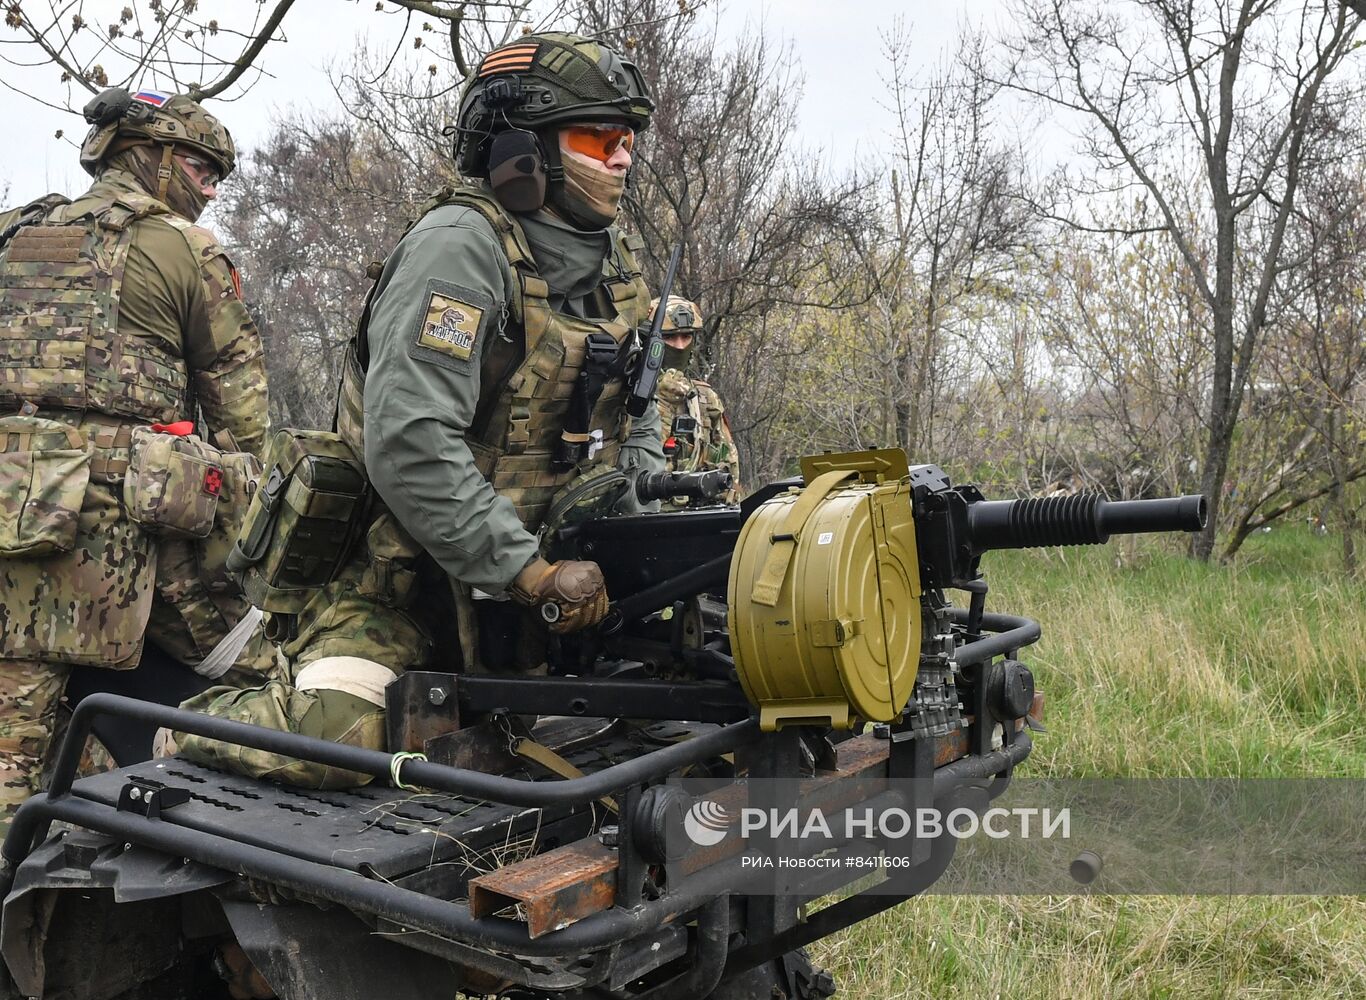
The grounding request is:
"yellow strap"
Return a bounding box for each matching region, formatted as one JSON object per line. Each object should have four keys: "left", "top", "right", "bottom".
{"left": 513, "top": 738, "right": 618, "bottom": 813}
{"left": 751, "top": 469, "right": 857, "bottom": 607}
{"left": 155, "top": 144, "right": 175, "bottom": 204}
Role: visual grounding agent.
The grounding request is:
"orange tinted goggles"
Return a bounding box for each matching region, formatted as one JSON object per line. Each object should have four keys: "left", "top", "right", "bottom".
{"left": 563, "top": 124, "right": 635, "bottom": 162}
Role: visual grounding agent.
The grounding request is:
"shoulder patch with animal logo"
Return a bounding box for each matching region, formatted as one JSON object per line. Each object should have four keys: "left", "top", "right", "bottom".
{"left": 407, "top": 278, "right": 494, "bottom": 372}
{"left": 419, "top": 292, "right": 484, "bottom": 360}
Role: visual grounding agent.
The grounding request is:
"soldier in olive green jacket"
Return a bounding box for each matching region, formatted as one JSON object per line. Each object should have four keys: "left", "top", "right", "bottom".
{"left": 173, "top": 33, "right": 664, "bottom": 787}
{"left": 0, "top": 89, "right": 269, "bottom": 828}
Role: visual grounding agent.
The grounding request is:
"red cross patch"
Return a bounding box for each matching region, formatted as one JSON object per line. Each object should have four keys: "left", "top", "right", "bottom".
{"left": 203, "top": 466, "right": 224, "bottom": 497}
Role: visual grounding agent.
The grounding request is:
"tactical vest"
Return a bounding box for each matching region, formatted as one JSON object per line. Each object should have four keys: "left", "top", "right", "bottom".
{"left": 658, "top": 368, "right": 707, "bottom": 474}
{"left": 0, "top": 190, "right": 192, "bottom": 422}
{"left": 339, "top": 185, "right": 652, "bottom": 532}
{"left": 657, "top": 369, "right": 741, "bottom": 503}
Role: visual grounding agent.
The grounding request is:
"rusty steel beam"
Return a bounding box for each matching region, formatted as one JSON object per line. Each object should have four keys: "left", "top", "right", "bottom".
{"left": 468, "top": 839, "right": 618, "bottom": 939}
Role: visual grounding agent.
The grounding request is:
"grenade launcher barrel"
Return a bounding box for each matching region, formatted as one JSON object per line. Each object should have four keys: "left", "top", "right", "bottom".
{"left": 909, "top": 465, "right": 1207, "bottom": 593}
{"left": 967, "top": 493, "right": 1207, "bottom": 553}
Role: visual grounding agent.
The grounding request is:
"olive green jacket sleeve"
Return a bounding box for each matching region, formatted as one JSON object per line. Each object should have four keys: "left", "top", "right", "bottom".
{"left": 362, "top": 205, "right": 541, "bottom": 593}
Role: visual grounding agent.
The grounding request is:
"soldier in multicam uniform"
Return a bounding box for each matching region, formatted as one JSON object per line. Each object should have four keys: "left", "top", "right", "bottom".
{"left": 653, "top": 296, "right": 742, "bottom": 503}
{"left": 168, "top": 32, "right": 665, "bottom": 786}
{"left": 0, "top": 88, "right": 269, "bottom": 829}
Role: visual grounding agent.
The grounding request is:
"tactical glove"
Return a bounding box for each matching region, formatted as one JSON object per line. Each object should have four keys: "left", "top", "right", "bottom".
{"left": 510, "top": 557, "right": 609, "bottom": 634}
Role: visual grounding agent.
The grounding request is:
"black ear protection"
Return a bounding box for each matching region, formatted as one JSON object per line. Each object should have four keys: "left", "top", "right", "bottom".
{"left": 487, "top": 129, "right": 547, "bottom": 213}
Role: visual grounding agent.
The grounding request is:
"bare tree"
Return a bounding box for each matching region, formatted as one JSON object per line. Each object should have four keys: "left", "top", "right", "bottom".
{"left": 0, "top": 1, "right": 675, "bottom": 107}
{"left": 576, "top": 0, "right": 868, "bottom": 482}
{"left": 217, "top": 114, "right": 443, "bottom": 427}
{"left": 1224, "top": 136, "right": 1366, "bottom": 565}
{"left": 1035, "top": 195, "right": 1211, "bottom": 500}
{"left": 857, "top": 23, "right": 1034, "bottom": 459}
{"left": 1, "top": 0, "right": 298, "bottom": 103}
{"left": 1000, "top": 0, "right": 1363, "bottom": 559}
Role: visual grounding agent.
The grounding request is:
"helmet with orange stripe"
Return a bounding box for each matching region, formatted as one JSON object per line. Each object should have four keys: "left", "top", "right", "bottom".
{"left": 454, "top": 32, "right": 653, "bottom": 217}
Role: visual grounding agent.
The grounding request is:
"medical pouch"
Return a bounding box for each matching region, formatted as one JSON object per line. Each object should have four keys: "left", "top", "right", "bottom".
{"left": 197, "top": 448, "right": 263, "bottom": 592}
{"left": 124, "top": 426, "right": 223, "bottom": 539}
{"left": 228, "top": 429, "right": 369, "bottom": 613}
{"left": 0, "top": 413, "right": 91, "bottom": 557}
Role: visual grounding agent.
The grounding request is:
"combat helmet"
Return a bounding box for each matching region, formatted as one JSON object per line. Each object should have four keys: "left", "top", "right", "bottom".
{"left": 455, "top": 32, "right": 653, "bottom": 179}
{"left": 79, "top": 88, "right": 236, "bottom": 179}
{"left": 651, "top": 295, "right": 704, "bottom": 371}
{"left": 651, "top": 295, "right": 704, "bottom": 334}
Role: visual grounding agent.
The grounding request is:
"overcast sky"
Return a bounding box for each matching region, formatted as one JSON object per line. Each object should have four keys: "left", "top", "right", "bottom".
{"left": 0, "top": 0, "right": 1025, "bottom": 204}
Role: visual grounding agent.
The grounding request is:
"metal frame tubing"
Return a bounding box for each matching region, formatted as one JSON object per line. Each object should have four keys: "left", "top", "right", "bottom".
{"left": 3, "top": 694, "right": 758, "bottom": 864}
{"left": 6, "top": 791, "right": 743, "bottom": 957}
{"left": 2, "top": 732, "right": 1031, "bottom": 959}
{"left": 949, "top": 610, "right": 1041, "bottom": 664}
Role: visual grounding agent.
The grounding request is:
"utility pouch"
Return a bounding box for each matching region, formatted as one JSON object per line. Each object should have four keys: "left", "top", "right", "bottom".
{"left": 0, "top": 413, "right": 91, "bottom": 557}
{"left": 197, "top": 448, "right": 263, "bottom": 592}
{"left": 228, "top": 429, "right": 369, "bottom": 613}
{"left": 356, "top": 509, "right": 423, "bottom": 609}
{"left": 124, "top": 426, "right": 223, "bottom": 539}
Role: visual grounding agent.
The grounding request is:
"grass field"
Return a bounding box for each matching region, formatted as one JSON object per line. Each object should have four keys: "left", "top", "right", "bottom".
{"left": 811, "top": 527, "right": 1366, "bottom": 998}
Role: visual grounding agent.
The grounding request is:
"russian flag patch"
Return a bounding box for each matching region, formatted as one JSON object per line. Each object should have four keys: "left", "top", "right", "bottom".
{"left": 132, "top": 90, "right": 171, "bottom": 107}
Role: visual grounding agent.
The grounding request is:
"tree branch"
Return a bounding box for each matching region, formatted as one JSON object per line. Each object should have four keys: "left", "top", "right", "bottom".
{"left": 190, "top": 0, "right": 296, "bottom": 100}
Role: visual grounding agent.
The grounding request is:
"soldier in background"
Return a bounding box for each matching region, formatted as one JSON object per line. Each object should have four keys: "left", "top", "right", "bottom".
{"left": 0, "top": 88, "right": 269, "bottom": 829}
{"left": 653, "top": 296, "right": 742, "bottom": 502}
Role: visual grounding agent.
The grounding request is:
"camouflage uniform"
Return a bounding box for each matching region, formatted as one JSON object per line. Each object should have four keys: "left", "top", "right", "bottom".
{"left": 651, "top": 296, "right": 742, "bottom": 502}
{"left": 0, "top": 90, "right": 268, "bottom": 827}
{"left": 177, "top": 33, "right": 664, "bottom": 787}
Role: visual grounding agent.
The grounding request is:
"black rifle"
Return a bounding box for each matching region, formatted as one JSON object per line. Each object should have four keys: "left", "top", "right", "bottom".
{"left": 625, "top": 243, "right": 683, "bottom": 418}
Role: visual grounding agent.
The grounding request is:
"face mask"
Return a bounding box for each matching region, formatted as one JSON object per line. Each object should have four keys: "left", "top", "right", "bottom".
{"left": 105, "top": 145, "right": 208, "bottom": 222}
{"left": 662, "top": 340, "right": 693, "bottom": 372}
{"left": 163, "top": 161, "right": 210, "bottom": 222}
{"left": 554, "top": 146, "right": 626, "bottom": 230}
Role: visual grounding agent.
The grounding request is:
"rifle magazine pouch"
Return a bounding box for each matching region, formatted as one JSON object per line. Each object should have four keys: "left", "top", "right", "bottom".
{"left": 356, "top": 509, "right": 422, "bottom": 609}
{"left": 228, "top": 429, "right": 368, "bottom": 614}
{"left": 124, "top": 426, "right": 222, "bottom": 539}
{"left": 0, "top": 414, "right": 91, "bottom": 557}
{"left": 0, "top": 478, "right": 154, "bottom": 669}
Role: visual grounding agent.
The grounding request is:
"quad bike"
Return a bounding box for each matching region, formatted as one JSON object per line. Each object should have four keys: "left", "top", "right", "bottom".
{"left": 0, "top": 450, "right": 1204, "bottom": 999}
